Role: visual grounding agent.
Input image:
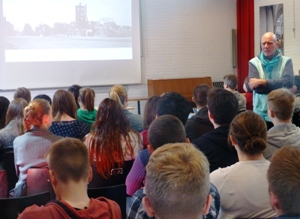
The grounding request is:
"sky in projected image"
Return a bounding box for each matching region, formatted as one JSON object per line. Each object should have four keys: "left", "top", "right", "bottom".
{"left": 3, "top": 0, "right": 133, "bottom": 62}
{"left": 4, "top": 0, "right": 131, "bottom": 30}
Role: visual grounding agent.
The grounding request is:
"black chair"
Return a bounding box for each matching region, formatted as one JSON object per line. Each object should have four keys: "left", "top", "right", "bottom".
{"left": 292, "top": 109, "right": 300, "bottom": 127}
{"left": 212, "top": 81, "right": 224, "bottom": 88}
{"left": 2, "top": 151, "right": 18, "bottom": 191}
{"left": 88, "top": 160, "right": 134, "bottom": 188}
{"left": 88, "top": 184, "right": 126, "bottom": 219}
{"left": 0, "top": 191, "right": 51, "bottom": 219}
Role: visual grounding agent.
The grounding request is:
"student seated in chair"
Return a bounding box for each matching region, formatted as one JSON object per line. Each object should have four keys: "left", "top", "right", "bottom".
{"left": 223, "top": 74, "right": 246, "bottom": 113}
{"left": 185, "top": 84, "right": 214, "bottom": 142}
{"left": 263, "top": 88, "right": 300, "bottom": 160}
{"left": 127, "top": 115, "right": 220, "bottom": 219}
{"left": 192, "top": 88, "right": 239, "bottom": 172}
{"left": 143, "top": 143, "right": 212, "bottom": 219}
{"left": 18, "top": 138, "right": 121, "bottom": 219}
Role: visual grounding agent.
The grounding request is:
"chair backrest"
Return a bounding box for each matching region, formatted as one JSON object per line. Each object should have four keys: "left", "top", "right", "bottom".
{"left": 88, "top": 184, "right": 126, "bottom": 219}
{"left": 88, "top": 160, "right": 134, "bottom": 188}
{"left": 212, "top": 81, "right": 224, "bottom": 88}
{"left": 26, "top": 168, "right": 56, "bottom": 199}
{"left": 2, "top": 151, "right": 18, "bottom": 191}
{"left": 0, "top": 191, "right": 51, "bottom": 219}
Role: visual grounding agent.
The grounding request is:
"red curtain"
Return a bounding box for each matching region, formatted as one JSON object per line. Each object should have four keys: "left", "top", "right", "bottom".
{"left": 236, "top": 0, "right": 254, "bottom": 92}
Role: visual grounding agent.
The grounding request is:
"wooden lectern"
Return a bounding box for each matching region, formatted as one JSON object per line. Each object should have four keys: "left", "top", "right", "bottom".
{"left": 147, "top": 77, "right": 213, "bottom": 101}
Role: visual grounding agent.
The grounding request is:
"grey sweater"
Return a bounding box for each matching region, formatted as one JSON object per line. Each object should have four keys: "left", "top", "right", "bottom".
{"left": 263, "top": 123, "right": 300, "bottom": 160}
{"left": 13, "top": 129, "right": 62, "bottom": 188}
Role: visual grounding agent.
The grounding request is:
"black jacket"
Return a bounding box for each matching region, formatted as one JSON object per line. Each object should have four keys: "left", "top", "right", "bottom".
{"left": 192, "top": 125, "right": 238, "bottom": 172}
{"left": 185, "top": 106, "right": 214, "bottom": 142}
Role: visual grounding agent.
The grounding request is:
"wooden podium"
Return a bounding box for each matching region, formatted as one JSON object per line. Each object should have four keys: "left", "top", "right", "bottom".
{"left": 147, "top": 77, "right": 212, "bottom": 101}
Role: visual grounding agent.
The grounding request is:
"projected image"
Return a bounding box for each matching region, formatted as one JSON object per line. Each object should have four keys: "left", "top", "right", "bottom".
{"left": 2, "top": 0, "right": 133, "bottom": 62}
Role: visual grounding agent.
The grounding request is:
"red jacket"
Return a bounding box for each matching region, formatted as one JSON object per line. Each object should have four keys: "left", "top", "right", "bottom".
{"left": 18, "top": 197, "right": 121, "bottom": 219}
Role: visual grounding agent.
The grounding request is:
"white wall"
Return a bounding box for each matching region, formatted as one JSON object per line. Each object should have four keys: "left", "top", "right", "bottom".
{"left": 0, "top": 0, "right": 237, "bottom": 116}
{"left": 255, "top": 0, "right": 300, "bottom": 75}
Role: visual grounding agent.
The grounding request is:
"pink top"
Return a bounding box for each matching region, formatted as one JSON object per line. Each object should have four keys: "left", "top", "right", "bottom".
{"left": 140, "top": 129, "right": 148, "bottom": 149}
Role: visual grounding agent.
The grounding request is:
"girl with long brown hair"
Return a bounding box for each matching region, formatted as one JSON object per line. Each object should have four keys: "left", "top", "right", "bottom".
{"left": 50, "top": 90, "right": 90, "bottom": 140}
{"left": 84, "top": 98, "right": 143, "bottom": 179}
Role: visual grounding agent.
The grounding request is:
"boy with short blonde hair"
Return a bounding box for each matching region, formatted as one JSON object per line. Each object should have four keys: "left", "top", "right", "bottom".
{"left": 264, "top": 88, "right": 300, "bottom": 160}
{"left": 143, "top": 143, "right": 211, "bottom": 219}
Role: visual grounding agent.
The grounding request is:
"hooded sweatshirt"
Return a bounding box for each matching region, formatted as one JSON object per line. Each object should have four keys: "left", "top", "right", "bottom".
{"left": 264, "top": 123, "right": 300, "bottom": 160}
{"left": 18, "top": 197, "right": 121, "bottom": 219}
{"left": 193, "top": 125, "right": 238, "bottom": 172}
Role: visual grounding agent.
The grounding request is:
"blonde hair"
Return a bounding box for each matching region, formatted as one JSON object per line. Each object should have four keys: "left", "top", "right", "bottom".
{"left": 267, "top": 88, "right": 295, "bottom": 121}
{"left": 109, "top": 84, "right": 127, "bottom": 108}
{"left": 24, "top": 99, "right": 51, "bottom": 130}
{"left": 145, "top": 143, "right": 210, "bottom": 219}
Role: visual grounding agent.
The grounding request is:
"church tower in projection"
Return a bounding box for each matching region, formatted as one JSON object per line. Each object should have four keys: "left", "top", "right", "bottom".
{"left": 75, "top": 3, "right": 87, "bottom": 29}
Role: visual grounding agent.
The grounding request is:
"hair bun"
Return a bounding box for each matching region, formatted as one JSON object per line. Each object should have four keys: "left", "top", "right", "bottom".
{"left": 245, "top": 136, "right": 266, "bottom": 154}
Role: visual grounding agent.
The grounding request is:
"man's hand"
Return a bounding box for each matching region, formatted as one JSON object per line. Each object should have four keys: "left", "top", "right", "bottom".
{"left": 249, "top": 78, "right": 266, "bottom": 89}
{"left": 290, "top": 85, "right": 297, "bottom": 94}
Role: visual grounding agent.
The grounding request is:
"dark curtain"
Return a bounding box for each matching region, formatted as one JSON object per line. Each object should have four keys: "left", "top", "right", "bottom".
{"left": 236, "top": 0, "right": 254, "bottom": 92}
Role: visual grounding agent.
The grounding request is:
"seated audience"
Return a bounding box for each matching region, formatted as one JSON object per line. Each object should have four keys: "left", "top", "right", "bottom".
{"left": 13, "top": 99, "right": 62, "bottom": 197}
{"left": 268, "top": 146, "right": 300, "bottom": 219}
{"left": 68, "top": 84, "right": 82, "bottom": 109}
{"left": 126, "top": 92, "right": 190, "bottom": 196}
{"left": 14, "top": 87, "right": 31, "bottom": 103}
{"left": 127, "top": 115, "right": 220, "bottom": 219}
{"left": 142, "top": 143, "right": 212, "bottom": 219}
{"left": 0, "top": 96, "right": 10, "bottom": 129}
{"left": 77, "top": 87, "right": 97, "bottom": 127}
{"left": 185, "top": 84, "right": 214, "bottom": 142}
{"left": 109, "top": 84, "right": 143, "bottom": 132}
{"left": 18, "top": 138, "right": 121, "bottom": 219}
{"left": 263, "top": 88, "right": 300, "bottom": 160}
{"left": 243, "top": 76, "right": 253, "bottom": 110}
{"left": 141, "top": 95, "right": 161, "bottom": 148}
{"left": 33, "top": 94, "right": 52, "bottom": 105}
{"left": 210, "top": 110, "right": 276, "bottom": 218}
{"left": 0, "top": 98, "right": 28, "bottom": 152}
{"left": 223, "top": 74, "right": 246, "bottom": 112}
{"left": 49, "top": 90, "right": 90, "bottom": 140}
{"left": 84, "top": 98, "right": 143, "bottom": 180}
{"left": 193, "top": 88, "right": 238, "bottom": 172}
